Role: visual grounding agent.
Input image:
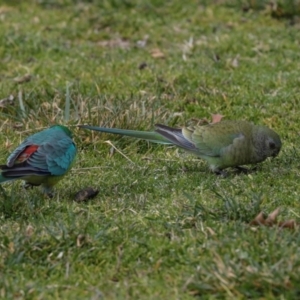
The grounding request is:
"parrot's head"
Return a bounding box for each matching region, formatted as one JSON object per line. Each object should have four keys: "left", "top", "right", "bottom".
{"left": 52, "top": 125, "right": 73, "bottom": 138}
{"left": 256, "top": 126, "right": 282, "bottom": 159}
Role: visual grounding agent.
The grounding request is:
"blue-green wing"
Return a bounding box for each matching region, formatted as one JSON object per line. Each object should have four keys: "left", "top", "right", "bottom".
{"left": 6, "top": 128, "right": 76, "bottom": 177}
{"left": 28, "top": 138, "right": 76, "bottom": 176}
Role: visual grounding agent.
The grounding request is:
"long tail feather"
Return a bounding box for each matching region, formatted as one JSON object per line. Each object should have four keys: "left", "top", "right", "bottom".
{"left": 79, "top": 125, "right": 173, "bottom": 144}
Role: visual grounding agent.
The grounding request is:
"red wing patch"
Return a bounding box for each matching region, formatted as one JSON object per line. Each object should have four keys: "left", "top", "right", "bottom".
{"left": 16, "top": 145, "right": 39, "bottom": 163}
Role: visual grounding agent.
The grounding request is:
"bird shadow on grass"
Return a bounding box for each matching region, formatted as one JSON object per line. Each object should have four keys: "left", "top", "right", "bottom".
{"left": 162, "top": 157, "right": 263, "bottom": 176}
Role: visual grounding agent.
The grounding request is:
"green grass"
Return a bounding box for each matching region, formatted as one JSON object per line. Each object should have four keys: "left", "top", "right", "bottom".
{"left": 1, "top": 0, "right": 300, "bottom": 298}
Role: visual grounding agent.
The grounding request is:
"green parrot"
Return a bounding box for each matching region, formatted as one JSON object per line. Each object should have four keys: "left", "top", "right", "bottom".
{"left": 0, "top": 125, "right": 76, "bottom": 196}
{"left": 79, "top": 120, "right": 281, "bottom": 174}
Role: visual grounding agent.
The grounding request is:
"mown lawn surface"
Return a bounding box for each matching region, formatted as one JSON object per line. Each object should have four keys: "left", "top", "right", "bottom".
{"left": 1, "top": 1, "right": 300, "bottom": 299}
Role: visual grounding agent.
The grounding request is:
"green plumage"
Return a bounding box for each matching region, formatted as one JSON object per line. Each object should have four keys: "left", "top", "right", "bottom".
{"left": 79, "top": 120, "right": 281, "bottom": 173}
{"left": 0, "top": 125, "right": 76, "bottom": 196}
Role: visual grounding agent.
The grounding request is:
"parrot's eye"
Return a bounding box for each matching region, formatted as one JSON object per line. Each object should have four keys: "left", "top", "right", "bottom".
{"left": 269, "top": 142, "right": 276, "bottom": 149}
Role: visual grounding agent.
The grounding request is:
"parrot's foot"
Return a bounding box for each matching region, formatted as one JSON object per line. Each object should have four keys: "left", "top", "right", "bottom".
{"left": 23, "top": 182, "right": 38, "bottom": 189}
{"left": 234, "top": 166, "right": 259, "bottom": 174}
{"left": 41, "top": 186, "right": 54, "bottom": 198}
{"left": 46, "top": 192, "right": 54, "bottom": 198}
{"left": 214, "top": 166, "right": 257, "bottom": 177}
{"left": 234, "top": 166, "right": 250, "bottom": 174}
{"left": 214, "top": 170, "right": 228, "bottom": 178}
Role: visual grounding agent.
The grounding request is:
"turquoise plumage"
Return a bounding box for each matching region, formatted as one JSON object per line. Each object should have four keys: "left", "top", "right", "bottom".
{"left": 0, "top": 125, "right": 76, "bottom": 196}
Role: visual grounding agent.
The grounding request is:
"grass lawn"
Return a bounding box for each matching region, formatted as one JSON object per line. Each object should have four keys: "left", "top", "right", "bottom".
{"left": 1, "top": 0, "right": 300, "bottom": 299}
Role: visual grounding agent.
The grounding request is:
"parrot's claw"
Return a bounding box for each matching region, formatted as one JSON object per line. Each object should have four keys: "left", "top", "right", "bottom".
{"left": 41, "top": 186, "right": 54, "bottom": 198}
{"left": 215, "top": 166, "right": 256, "bottom": 177}
{"left": 46, "top": 192, "right": 54, "bottom": 198}
{"left": 214, "top": 170, "right": 228, "bottom": 178}
{"left": 23, "top": 182, "right": 35, "bottom": 189}
{"left": 235, "top": 166, "right": 250, "bottom": 174}
{"left": 234, "top": 166, "right": 259, "bottom": 174}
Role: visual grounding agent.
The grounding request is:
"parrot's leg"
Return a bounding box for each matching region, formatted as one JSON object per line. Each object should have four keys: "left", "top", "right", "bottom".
{"left": 234, "top": 166, "right": 250, "bottom": 173}
{"left": 41, "top": 186, "right": 54, "bottom": 198}
{"left": 23, "top": 182, "right": 37, "bottom": 189}
{"left": 234, "top": 166, "right": 259, "bottom": 174}
{"left": 214, "top": 170, "right": 229, "bottom": 177}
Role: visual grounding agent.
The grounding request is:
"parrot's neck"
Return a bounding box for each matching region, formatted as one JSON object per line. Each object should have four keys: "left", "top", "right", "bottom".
{"left": 52, "top": 125, "right": 73, "bottom": 137}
